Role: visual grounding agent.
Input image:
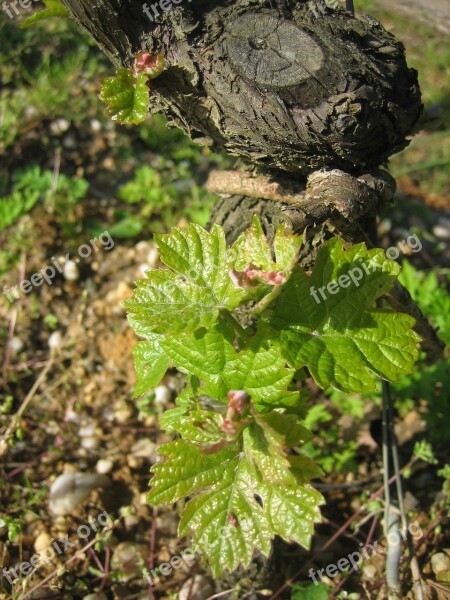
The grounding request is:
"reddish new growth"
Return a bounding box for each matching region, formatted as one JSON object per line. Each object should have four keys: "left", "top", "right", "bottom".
{"left": 230, "top": 264, "right": 286, "bottom": 288}
{"left": 134, "top": 51, "right": 165, "bottom": 79}
{"left": 221, "top": 390, "right": 250, "bottom": 435}
{"left": 227, "top": 512, "right": 239, "bottom": 527}
{"left": 228, "top": 390, "right": 249, "bottom": 415}
{"left": 201, "top": 391, "right": 250, "bottom": 454}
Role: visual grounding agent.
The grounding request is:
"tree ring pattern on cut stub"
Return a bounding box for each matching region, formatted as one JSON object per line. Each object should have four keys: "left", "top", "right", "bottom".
{"left": 226, "top": 13, "right": 324, "bottom": 89}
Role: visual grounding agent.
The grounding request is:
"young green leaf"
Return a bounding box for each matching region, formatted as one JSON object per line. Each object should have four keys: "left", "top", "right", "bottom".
{"left": 161, "top": 322, "right": 301, "bottom": 410}
{"left": 0, "top": 190, "right": 40, "bottom": 232}
{"left": 99, "top": 70, "right": 149, "bottom": 125}
{"left": 132, "top": 337, "right": 170, "bottom": 398}
{"left": 21, "top": 0, "right": 68, "bottom": 29}
{"left": 149, "top": 424, "right": 323, "bottom": 576}
{"left": 233, "top": 216, "right": 302, "bottom": 274}
{"left": 291, "top": 581, "right": 331, "bottom": 600}
{"left": 126, "top": 224, "right": 247, "bottom": 336}
{"left": 228, "top": 217, "right": 303, "bottom": 311}
{"left": 246, "top": 412, "right": 299, "bottom": 485}
{"left": 269, "top": 238, "right": 420, "bottom": 392}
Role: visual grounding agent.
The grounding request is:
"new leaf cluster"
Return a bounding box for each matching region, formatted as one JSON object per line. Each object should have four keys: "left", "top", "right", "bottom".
{"left": 126, "top": 218, "right": 420, "bottom": 576}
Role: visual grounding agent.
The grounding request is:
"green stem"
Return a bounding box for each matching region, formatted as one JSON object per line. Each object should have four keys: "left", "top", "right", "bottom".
{"left": 252, "top": 286, "right": 282, "bottom": 315}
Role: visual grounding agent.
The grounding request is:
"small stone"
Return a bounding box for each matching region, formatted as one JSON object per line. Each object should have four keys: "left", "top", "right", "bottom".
{"left": 131, "top": 439, "right": 157, "bottom": 461}
{"left": 9, "top": 336, "right": 24, "bottom": 355}
{"left": 156, "top": 514, "right": 178, "bottom": 536}
{"left": 102, "top": 157, "right": 115, "bottom": 170}
{"left": 81, "top": 436, "right": 100, "bottom": 450}
{"left": 49, "top": 118, "right": 70, "bottom": 136}
{"left": 111, "top": 542, "right": 148, "bottom": 581}
{"left": 62, "top": 134, "right": 77, "bottom": 149}
{"left": 89, "top": 119, "right": 102, "bottom": 133}
{"left": 433, "top": 225, "right": 450, "bottom": 240}
{"left": 96, "top": 459, "right": 113, "bottom": 474}
{"left": 66, "top": 410, "right": 80, "bottom": 424}
{"left": 64, "top": 260, "right": 79, "bottom": 282}
{"left": 134, "top": 241, "right": 151, "bottom": 261}
{"left": 138, "top": 263, "right": 151, "bottom": 277}
{"left": 127, "top": 455, "right": 144, "bottom": 469}
{"left": 114, "top": 403, "right": 134, "bottom": 424}
{"left": 34, "top": 532, "right": 53, "bottom": 554}
{"left": 48, "top": 331, "right": 64, "bottom": 351}
{"left": 79, "top": 422, "right": 97, "bottom": 438}
{"left": 378, "top": 218, "right": 391, "bottom": 236}
{"left": 178, "top": 575, "right": 213, "bottom": 600}
{"left": 124, "top": 514, "right": 140, "bottom": 530}
{"left": 147, "top": 245, "right": 159, "bottom": 268}
{"left": 154, "top": 385, "right": 171, "bottom": 410}
{"left": 431, "top": 552, "right": 450, "bottom": 582}
{"left": 49, "top": 473, "right": 110, "bottom": 516}
{"left": 102, "top": 406, "right": 115, "bottom": 422}
{"left": 24, "top": 106, "right": 39, "bottom": 119}
{"left": 53, "top": 516, "right": 67, "bottom": 531}
{"left": 362, "top": 563, "right": 378, "bottom": 580}
{"left": 105, "top": 281, "right": 132, "bottom": 313}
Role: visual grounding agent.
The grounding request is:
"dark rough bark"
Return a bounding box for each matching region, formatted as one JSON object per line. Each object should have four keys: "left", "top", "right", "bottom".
{"left": 62, "top": 0, "right": 421, "bottom": 175}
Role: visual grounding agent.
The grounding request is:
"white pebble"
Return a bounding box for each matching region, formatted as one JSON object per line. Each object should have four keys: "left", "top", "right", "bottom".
{"left": 81, "top": 437, "right": 100, "bottom": 450}
{"left": 134, "top": 240, "right": 151, "bottom": 254}
{"left": 96, "top": 459, "right": 113, "bottom": 474}
{"left": 62, "top": 134, "right": 77, "bottom": 149}
{"left": 9, "top": 337, "right": 24, "bottom": 355}
{"left": 166, "top": 377, "right": 180, "bottom": 392}
{"left": 49, "top": 473, "right": 110, "bottom": 516}
{"left": 64, "top": 260, "right": 79, "bottom": 281}
{"left": 49, "top": 118, "right": 70, "bottom": 136}
{"left": 138, "top": 263, "right": 151, "bottom": 277}
{"left": 433, "top": 225, "right": 450, "bottom": 240}
{"left": 34, "top": 532, "right": 52, "bottom": 554}
{"left": 131, "top": 438, "right": 157, "bottom": 460}
{"left": 89, "top": 119, "right": 102, "bottom": 133}
{"left": 79, "top": 421, "right": 96, "bottom": 438}
{"left": 378, "top": 218, "right": 392, "bottom": 236}
{"left": 111, "top": 542, "right": 148, "bottom": 581}
{"left": 178, "top": 575, "right": 213, "bottom": 600}
{"left": 66, "top": 410, "right": 80, "bottom": 424}
{"left": 24, "top": 106, "right": 39, "bottom": 119}
{"left": 154, "top": 385, "right": 171, "bottom": 409}
{"left": 48, "top": 331, "right": 64, "bottom": 351}
{"left": 147, "top": 245, "right": 159, "bottom": 268}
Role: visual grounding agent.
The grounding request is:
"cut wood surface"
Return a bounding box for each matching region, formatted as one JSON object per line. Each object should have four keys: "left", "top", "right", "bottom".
{"left": 62, "top": 0, "right": 422, "bottom": 174}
